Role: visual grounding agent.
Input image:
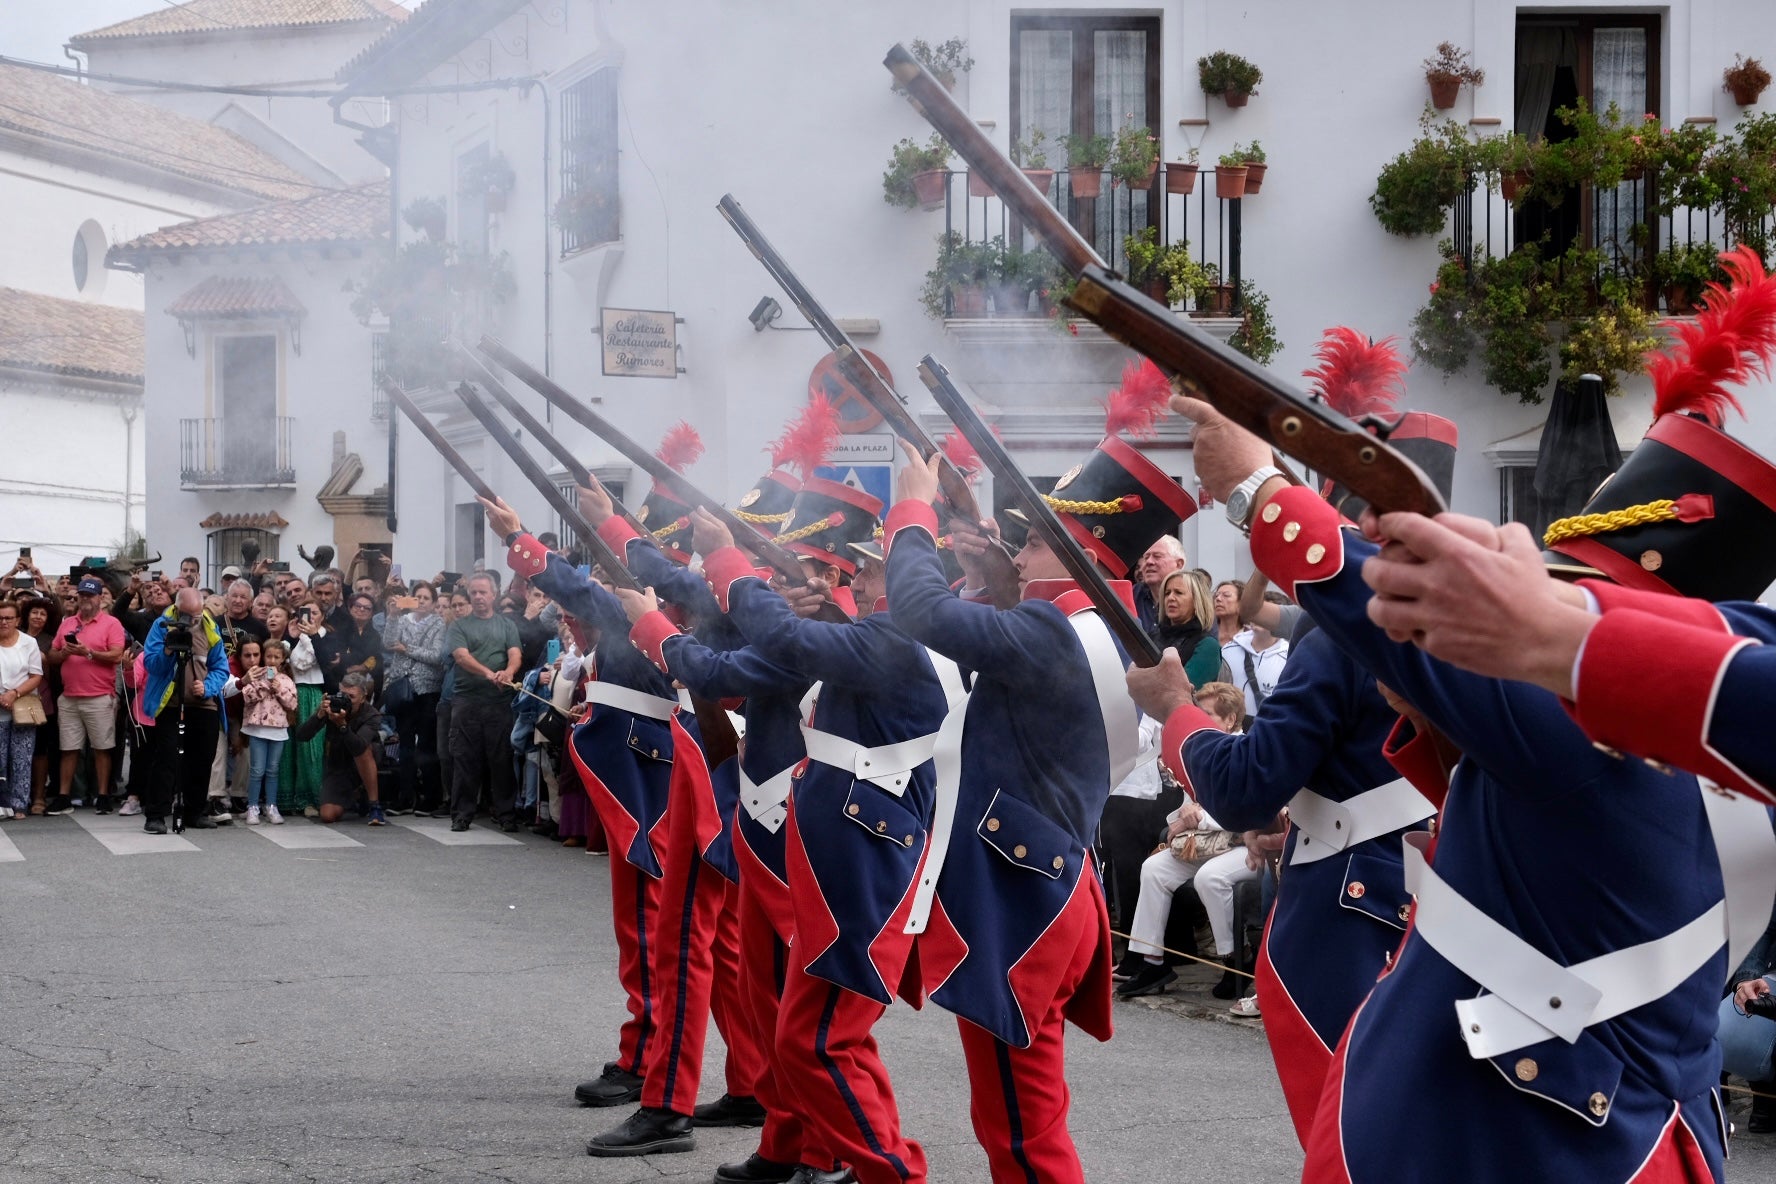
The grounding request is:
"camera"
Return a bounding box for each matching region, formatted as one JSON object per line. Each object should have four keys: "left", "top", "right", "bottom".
{"left": 1746, "top": 990, "right": 1776, "bottom": 1020}
{"left": 163, "top": 614, "right": 196, "bottom": 658}
{"left": 327, "top": 692, "right": 352, "bottom": 716}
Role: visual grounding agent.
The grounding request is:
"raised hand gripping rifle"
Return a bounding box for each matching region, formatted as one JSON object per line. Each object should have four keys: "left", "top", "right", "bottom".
{"left": 882, "top": 44, "right": 1446, "bottom": 519}
{"left": 716, "top": 194, "right": 1020, "bottom": 607}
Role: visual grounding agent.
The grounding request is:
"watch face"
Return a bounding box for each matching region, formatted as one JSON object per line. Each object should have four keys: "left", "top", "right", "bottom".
{"left": 1226, "top": 491, "right": 1250, "bottom": 521}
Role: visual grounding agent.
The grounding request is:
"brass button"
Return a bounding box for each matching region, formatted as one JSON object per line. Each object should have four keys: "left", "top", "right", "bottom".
{"left": 1397, "top": 904, "right": 1411, "bottom": 922}
{"left": 1644, "top": 757, "right": 1673, "bottom": 774}
{"left": 1013, "top": 844, "right": 1028, "bottom": 859}
{"left": 650, "top": 749, "right": 658, "bottom": 758}
{"left": 1346, "top": 881, "right": 1366, "bottom": 899}
{"left": 1592, "top": 741, "right": 1623, "bottom": 759}
{"left": 904, "top": 835, "right": 915, "bottom": 847}
{"left": 1282, "top": 521, "right": 1301, "bottom": 542}
{"left": 1588, "top": 1092, "right": 1609, "bottom": 1118}
{"left": 986, "top": 817, "right": 1001, "bottom": 832}
{"left": 847, "top": 804, "right": 860, "bottom": 816}
{"left": 1261, "top": 502, "right": 1282, "bottom": 524}
{"left": 1091, "top": 525, "right": 1106, "bottom": 538}
{"left": 1052, "top": 856, "right": 1065, "bottom": 870}
{"left": 1549, "top": 996, "right": 1562, "bottom": 1010}
{"left": 1514, "top": 1058, "right": 1539, "bottom": 1083}
{"left": 522, "top": 549, "right": 532, "bottom": 559}
{"left": 1305, "top": 543, "right": 1327, "bottom": 564}
{"left": 1639, "top": 549, "right": 1663, "bottom": 572}
{"left": 876, "top": 821, "right": 887, "bottom": 833}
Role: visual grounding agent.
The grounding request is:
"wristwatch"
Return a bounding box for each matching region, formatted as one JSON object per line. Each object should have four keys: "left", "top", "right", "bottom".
{"left": 1224, "top": 466, "right": 1284, "bottom": 534}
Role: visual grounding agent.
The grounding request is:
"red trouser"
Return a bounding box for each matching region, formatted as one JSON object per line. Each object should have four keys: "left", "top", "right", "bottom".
{"left": 777, "top": 950, "right": 924, "bottom": 1184}
{"left": 606, "top": 856, "right": 661, "bottom": 1074}
{"left": 953, "top": 894, "right": 1100, "bottom": 1184}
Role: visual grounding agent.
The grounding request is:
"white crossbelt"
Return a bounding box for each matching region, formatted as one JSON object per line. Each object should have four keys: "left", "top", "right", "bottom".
{"left": 737, "top": 684, "right": 821, "bottom": 835}
{"left": 800, "top": 727, "right": 943, "bottom": 797}
{"left": 1288, "top": 777, "right": 1436, "bottom": 866}
{"left": 1404, "top": 781, "right": 1776, "bottom": 1061}
{"left": 583, "top": 680, "right": 678, "bottom": 722}
{"left": 900, "top": 653, "right": 968, "bottom": 935}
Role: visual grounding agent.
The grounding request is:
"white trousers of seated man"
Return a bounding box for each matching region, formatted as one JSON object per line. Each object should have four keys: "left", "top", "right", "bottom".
{"left": 1128, "top": 846, "right": 1258, "bottom": 959}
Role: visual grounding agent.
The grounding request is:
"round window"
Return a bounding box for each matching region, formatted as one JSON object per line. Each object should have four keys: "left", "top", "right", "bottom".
{"left": 72, "top": 220, "right": 107, "bottom": 298}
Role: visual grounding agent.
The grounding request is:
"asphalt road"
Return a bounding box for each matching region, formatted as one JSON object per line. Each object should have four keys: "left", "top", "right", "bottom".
{"left": 0, "top": 816, "right": 1771, "bottom": 1183}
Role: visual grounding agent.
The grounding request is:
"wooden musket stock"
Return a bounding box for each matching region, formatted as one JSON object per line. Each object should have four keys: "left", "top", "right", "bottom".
{"left": 382, "top": 376, "right": 497, "bottom": 501}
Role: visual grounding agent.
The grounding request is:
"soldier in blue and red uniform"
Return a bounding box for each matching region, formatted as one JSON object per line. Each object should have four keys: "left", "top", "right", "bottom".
{"left": 1162, "top": 255, "right": 1776, "bottom": 1179}
{"left": 687, "top": 472, "right": 953, "bottom": 1184}
{"left": 882, "top": 393, "right": 1192, "bottom": 1182}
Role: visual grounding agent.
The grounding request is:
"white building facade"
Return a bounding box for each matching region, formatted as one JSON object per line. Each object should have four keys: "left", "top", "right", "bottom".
{"left": 335, "top": 0, "right": 1776, "bottom": 585}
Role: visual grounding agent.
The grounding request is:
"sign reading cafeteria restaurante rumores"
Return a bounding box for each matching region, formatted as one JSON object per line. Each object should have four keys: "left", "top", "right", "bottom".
{"left": 600, "top": 308, "right": 678, "bottom": 378}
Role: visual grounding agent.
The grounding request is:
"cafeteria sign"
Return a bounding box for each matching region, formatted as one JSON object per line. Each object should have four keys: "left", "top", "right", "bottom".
{"left": 601, "top": 308, "right": 679, "bottom": 378}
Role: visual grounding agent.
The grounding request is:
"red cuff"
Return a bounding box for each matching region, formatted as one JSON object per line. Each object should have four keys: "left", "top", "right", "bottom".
{"left": 1160, "top": 703, "right": 1222, "bottom": 801}
{"left": 1569, "top": 607, "right": 1755, "bottom": 785}
{"left": 703, "top": 546, "right": 761, "bottom": 613}
{"left": 629, "top": 611, "right": 679, "bottom": 672}
{"left": 599, "top": 516, "right": 643, "bottom": 554}
{"left": 1248, "top": 486, "right": 1345, "bottom": 602}
{"left": 506, "top": 533, "right": 550, "bottom": 580}
{"left": 884, "top": 499, "right": 939, "bottom": 560}
{"left": 1383, "top": 717, "right": 1449, "bottom": 812}
{"left": 1581, "top": 580, "right": 1729, "bottom": 633}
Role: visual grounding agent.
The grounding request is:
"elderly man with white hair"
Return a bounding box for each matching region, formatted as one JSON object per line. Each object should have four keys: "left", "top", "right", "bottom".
{"left": 1133, "top": 534, "right": 1187, "bottom": 636}
{"left": 140, "top": 587, "right": 232, "bottom": 835}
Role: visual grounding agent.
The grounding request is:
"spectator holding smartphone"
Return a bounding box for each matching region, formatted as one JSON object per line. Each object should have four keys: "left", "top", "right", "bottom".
{"left": 239, "top": 640, "right": 297, "bottom": 825}
{"left": 283, "top": 602, "right": 329, "bottom": 818}
{"left": 383, "top": 582, "right": 447, "bottom": 815}
{"left": 44, "top": 577, "right": 127, "bottom": 814}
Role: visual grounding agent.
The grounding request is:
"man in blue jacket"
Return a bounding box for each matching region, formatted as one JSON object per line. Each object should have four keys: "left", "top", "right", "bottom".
{"left": 140, "top": 587, "right": 231, "bottom": 835}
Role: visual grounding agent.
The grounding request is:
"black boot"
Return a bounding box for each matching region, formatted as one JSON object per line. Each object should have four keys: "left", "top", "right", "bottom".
{"left": 694, "top": 1093, "right": 767, "bottom": 1128}
{"left": 1111, "top": 950, "right": 1146, "bottom": 982}
{"left": 788, "top": 1168, "right": 858, "bottom": 1184}
{"left": 1115, "top": 960, "right": 1177, "bottom": 998}
{"left": 1212, "top": 956, "right": 1242, "bottom": 1000}
{"left": 584, "top": 1106, "right": 694, "bottom": 1157}
{"left": 713, "top": 1151, "right": 799, "bottom": 1183}
{"left": 574, "top": 1062, "right": 643, "bottom": 1107}
{"left": 1751, "top": 1080, "right": 1776, "bottom": 1134}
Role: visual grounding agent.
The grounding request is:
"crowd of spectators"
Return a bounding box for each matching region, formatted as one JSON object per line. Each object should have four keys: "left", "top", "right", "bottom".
{"left": 0, "top": 550, "right": 603, "bottom": 850}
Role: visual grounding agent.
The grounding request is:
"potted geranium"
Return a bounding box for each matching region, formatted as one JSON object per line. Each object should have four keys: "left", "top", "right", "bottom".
{"left": 1215, "top": 148, "right": 1250, "bottom": 199}
{"left": 1238, "top": 141, "right": 1268, "bottom": 193}
{"left": 1190, "top": 262, "right": 1236, "bottom": 317}
{"left": 1652, "top": 240, "right": 1720, "bottom": 314}
{"left": 1424, "top": 42, "right": 1485, "bottom": 110}
{"left": 1198, "top": 51, "right": 1262, "bottom": 108}
{"left": 919, "top": 232, "right": 1001, "bottom": 319}
{"left": 1123, "top": 227, "right": 1169, "bottom": 303}
{"left": 906, "top": 37, "right": 974, "bottom": 91}
{"left": 463, "top": 152, "right": 515, "bottom": 213}
{"left": 883, "top": 134, "right": 952, "bottom": 210}
{"left": 1160, "top": 242, "right": 1209, "bottom": 309}
{"left": 1064, "top": 131, "right": 1111, "bottom": 199}
{"left": 402, "top": 196, "right": 446, "bottom": 242}
{"left": 1166, "top": 147, "right": 1200, "bottom": 195}
{"left": 1012, "top": 130, "right": 1056, "bottom": 194}
{"left": 1724, "top": 55, "right": 1771, "bottom": 107}
{"left": 1110, "top": 118, "right": 1160, "bottom": 188}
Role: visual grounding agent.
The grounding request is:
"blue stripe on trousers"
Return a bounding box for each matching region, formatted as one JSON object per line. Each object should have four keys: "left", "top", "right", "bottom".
{"left": 993, "top": 1039, "right": 1039, "bottom": 1184}
{"left": 814, "top": 983, "right": 910, "bottom": 1181}
{"left": 659, "top": 852, "right": 702, "bottom": 1109}
{"left": 629, "top": 865, "right": 653, "bottom": 1075}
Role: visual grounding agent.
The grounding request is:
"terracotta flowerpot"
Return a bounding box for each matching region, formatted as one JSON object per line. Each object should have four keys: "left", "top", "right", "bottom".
{"left": 1140, "top": 277, "right": 1169, "bottom": 304}
{"left": 1166, "top": 162, "right": 1199, "bottom": 194}
{"left": 1429, "top": 76, "right": 1461, "bottom": 110}
{"left": 1021, "top": 168, "right": 1056, "bottom": 195}
{"left": 1069, "top": 166, "right": 1104, "bottom": 199}
{"left": 950, "top": 285, "right": 989, "bottom": 318}
{"left": 1500, "top": 170, "right": 1529, "bottom": 201}
{"left": 1191, "top": 284, "right": 1235, "bottom": 317}
{"left": 992, "top": 284, "right": 1030, "bottom": 317}
{"left": 1664, "top": 284, "right": 1696, "bottom": 315}
{"left": 911, "top": 169, "right": 948, "bottom": 210}
{"left": 1223, "top": 89, "right": 1250, "bottom": 108}
{"left": 1729, "top": 80, "right": 1765, "bottom": 107}
{"left": 1242, "top": 163, "right": 1267, "bottom": 194}
{"left": 1215, "top": 165, "right": 1249, "bottom": 200}
{"left": 968, "top": 170, "right": 995, "bottom": 198}
{"left": 1115, "top": 162, "right": 1159, "bottom": 189}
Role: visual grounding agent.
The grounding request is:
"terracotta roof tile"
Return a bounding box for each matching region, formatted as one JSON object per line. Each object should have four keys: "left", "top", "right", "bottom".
{"left": 0, "top": 288, "right": 144, "bottom": 386}
{"left": 0, "top": 61, "right": 317, "bottom": 202}
{"left": 112, "top": 182, "right": 387, "bottom": 258}
{"left": 72, "top": 0, "right": 406, "bottom": 43}
{"left": 166, "top": 276, "right": 307, "bottom": 320}
{"left": 198, "top": 511, "right": 291, "bottom": 529}
{"left": 338, "top": 0, "right": 528, "bottom": 89}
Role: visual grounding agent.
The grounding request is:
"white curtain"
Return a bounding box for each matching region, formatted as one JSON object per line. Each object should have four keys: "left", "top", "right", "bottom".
{"left": 1513, "top": 26, "right": 1573, "bottom": 139}
{"left": 1594, "top": 28, "right": 1648, "bottom": 269}
{"left": 1093, "top": 30, "right": 1148, "bottom": 262}
{"left": 1018, "top": 30, "right": 1072, "bottom": 251}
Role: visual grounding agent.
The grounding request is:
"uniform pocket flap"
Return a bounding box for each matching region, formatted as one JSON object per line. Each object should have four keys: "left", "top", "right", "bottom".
{"left": 976, "top": 788, "right": 1074, "bottom": 880}
{"left": 843, "top": 780, "right": 922, "bottom": 849}
{"left": 1486, "top": 1034, "right": 1624, "bottom": 1128}
{"left": 1337, "top": 850, "right": 1413, "bottom": 931}
{"left": 627, "top": 717, "right": 673, "bottom": 764}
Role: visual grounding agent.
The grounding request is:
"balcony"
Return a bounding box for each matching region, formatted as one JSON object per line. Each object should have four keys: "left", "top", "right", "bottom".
{"left": 179, "top": 417, "right": 296, "bottom": 490}
{"left": 931, "top": 165, "right": 1254, "bottom": 320}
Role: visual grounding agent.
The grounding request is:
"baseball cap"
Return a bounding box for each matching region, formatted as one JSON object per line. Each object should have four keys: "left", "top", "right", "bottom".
{"left": 220, "top": 566, "right": 243, "bottom": 579}
{"left": 77, "top": 576, "right": 105, "bottom": 595}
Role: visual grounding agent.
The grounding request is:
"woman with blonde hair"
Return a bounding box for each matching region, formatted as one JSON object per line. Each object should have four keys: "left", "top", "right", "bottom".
{"left": 1154, "top": 569, "right": 1224, "bottom": 689}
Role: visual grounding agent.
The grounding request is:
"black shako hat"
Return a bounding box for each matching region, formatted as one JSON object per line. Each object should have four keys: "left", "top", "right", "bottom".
{"left": 780, "top": 477, "right": 883, "bottom": 577}
{"left": 732, "top": 468, "right": 802, "bottom": 537}
{"left": 1324, "top": 412, "right": 1460, "bottom": 520}
{"left": 636, "top": 421, "right": 702, "bottom": 565}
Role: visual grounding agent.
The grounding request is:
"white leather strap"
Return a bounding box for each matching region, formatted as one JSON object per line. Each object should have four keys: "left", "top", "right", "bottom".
{"left": 736, "top": 684, "right": 821, "bottom": 836}
{"left": 1288, "top": 777, "right": 1435, "bottom": 866}
{"left": 584, "top": 680, "right": 677, "bottom": 721}
{"left": 800, "top": 726, "right": 941, "bottom": 796}
{"left": 1065, "top": 607, "right": 1142, "bottom": 788}
{"left": 1701, "top": 780, "right": 1776, "bottom": 971}
{"left": 904, "top": 652, "right": 969, "bottom": 935}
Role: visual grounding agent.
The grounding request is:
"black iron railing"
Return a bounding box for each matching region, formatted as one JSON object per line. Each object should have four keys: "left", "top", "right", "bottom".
{"left": 180, "top": 417, "right": 296, "bottom": 488}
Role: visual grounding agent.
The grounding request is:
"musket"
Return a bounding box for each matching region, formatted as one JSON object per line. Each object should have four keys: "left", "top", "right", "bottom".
{"left": 716, "top": 194, "right": 1021, "bottom": 607}
{"left": 882, "top": 44, "right": 1447, "bottom": 519}
{"left": 449, "top": 343, "right": 652, "bottom": 541}
{"left": 383, "top": 375, "right": 500, "bottom": 502}
{"left": 475, "top": 337, "right": 853, "bottom": 625}
{"left": 918, "top": 356, "right": 1161, "bottom": 668}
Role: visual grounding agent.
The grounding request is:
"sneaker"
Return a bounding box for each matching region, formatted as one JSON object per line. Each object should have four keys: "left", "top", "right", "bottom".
{"left": 0, "top": 808, "right": 14, "bottom": 820}
{"left": 367, "top": 804, "right": 387, "bottom": 827}
{"left": 94, "top": 795, "right": 114, "bottom": 815}
{"left": 117, "top": 797, "right": 142, "bottom": 816}
{"left": 245, "top": 806, "right": 261, "bottom": 826}
{"left": 209, "top": 798, "right": 234, "bottom": 821}
{"left": 44, "top": 795, "right": 72, "bottom": 816}
{"left": 303, "top": 806, "right": 319, "bottom": 819}
{"left": 266, "top": 805, "right": 285, "bottom": 825}
{"left": 450, "top": 818, "right": 471, "bottom": 833}
{"left": 1229, "top": 995, "right": 1262, "bottom": 1018}
{"left": 143, "top": 817, "right": 167, "bottom": 835}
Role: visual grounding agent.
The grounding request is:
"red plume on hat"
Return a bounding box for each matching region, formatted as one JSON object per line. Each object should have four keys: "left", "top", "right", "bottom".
{"left": 1303, "top": 327, "right": 1407, "bottom": 417}
{"left": 1102, "top": 359, "right": 1173, "bottom": 440}
{"left": 654, "top": 421, "right": 704, "bottom": 472}
{"left": 939, "top": 426, "right": 1003, "bottom": 479}
{"left": 768, "top": 395, "right": 842, "bottom": 478}
{"left": 1648, "top": 245, "right": 1776, "bottom": 427}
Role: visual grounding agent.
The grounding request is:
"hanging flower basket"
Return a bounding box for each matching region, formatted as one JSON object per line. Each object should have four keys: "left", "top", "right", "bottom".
{"left": 1021, "top": 168, "right": 1056, "bottom": 194}
{"left": 968, "top": 171, "right": 995, "bottom": 198}
{"left": 1069, "top": 166, "right": 1104, "bottom": 200}
{"left": 1243, "top": 163, "right": 1268, "bottom": 194}
{"left": 911, "top": 169, "right": 949, "bottom": 210}
{"left": 1429, "top": 76, "right": 1462, "bottom": 109}
{"left": 1215, "top": 165, "right": 1250, "bottom": 200}
{"left": 1166, "top": 162, "right": 1199, "bottom": 194}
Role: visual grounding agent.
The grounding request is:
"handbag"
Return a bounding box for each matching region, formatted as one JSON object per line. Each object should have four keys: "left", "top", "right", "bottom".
{"left": 1170, "top": 827, "right": 1239, "bottom": 864}
{"left": 10, "top": 692, "right": 46, "bottom": 727}
{"left": 383, "top": 675, "right": 414, "bottom": 714}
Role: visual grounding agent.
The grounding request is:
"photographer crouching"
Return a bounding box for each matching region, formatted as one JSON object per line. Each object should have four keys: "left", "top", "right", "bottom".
{"left": 141, "top": 588, "right": 230, "bottom": 834}
{"left": 292, "top": 670, "right": 385, "bottom": 826}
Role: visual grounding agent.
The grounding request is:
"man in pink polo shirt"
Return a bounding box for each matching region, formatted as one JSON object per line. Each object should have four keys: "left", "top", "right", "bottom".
{"left": 44, "top": 577, "right": 128, "bottom": 814}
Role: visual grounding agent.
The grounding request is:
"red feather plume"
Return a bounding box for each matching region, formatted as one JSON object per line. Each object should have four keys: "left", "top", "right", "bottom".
{"left": 768, "top": 395, "right": 842, "bottom": 477}
{"left": 1102, "top": 359, "right": 1173, "bottom": 440}
{"left": 654, "top": 421, "right": 704, "bottom": 472}
{"left": 1303, "top": 327, "right": 1407, "bottom": 417}
{"left": 1647, "top": 245, "right": 1776, "bottom": 426}
{"left": 939, "top": 426, "right": 1001, "bottom": 478}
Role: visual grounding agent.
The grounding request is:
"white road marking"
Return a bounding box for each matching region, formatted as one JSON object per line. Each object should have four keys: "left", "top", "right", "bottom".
{"left": 392, "top": 817, "right": 521, "bottom": 846}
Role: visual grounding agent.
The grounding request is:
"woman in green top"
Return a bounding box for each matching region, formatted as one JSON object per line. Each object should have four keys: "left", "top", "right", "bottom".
{"left": 1154, "top": 569, "right": 1224, "bottom": 688}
